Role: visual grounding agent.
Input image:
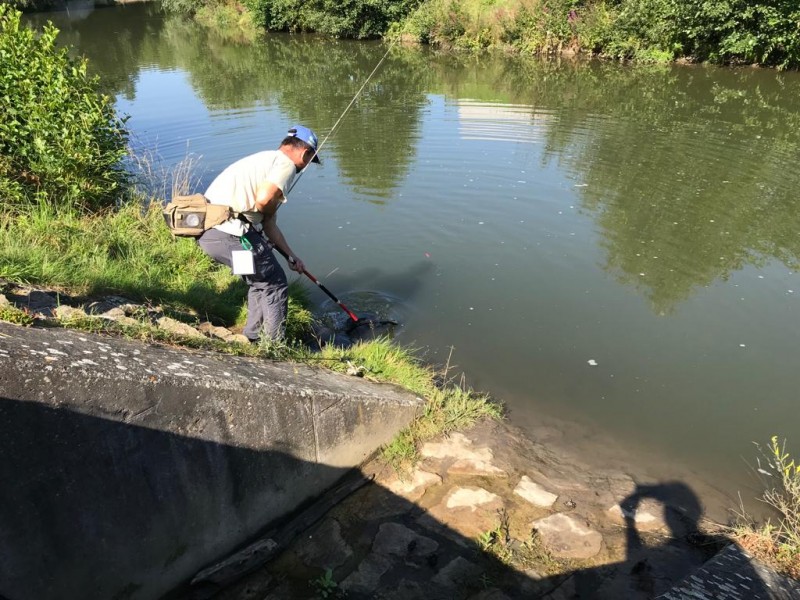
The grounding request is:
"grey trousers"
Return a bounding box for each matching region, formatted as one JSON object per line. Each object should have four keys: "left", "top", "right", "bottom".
{"left": 197, "top": 227, "right": 288, "bottom": 341}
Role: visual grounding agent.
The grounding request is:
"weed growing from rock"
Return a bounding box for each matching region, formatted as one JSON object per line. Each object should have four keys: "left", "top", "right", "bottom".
{"left": 0, "top": 304, "right": 34, "bottom": 326}
{"left": 310, "top": 567, "right": 345, "bottom": 599}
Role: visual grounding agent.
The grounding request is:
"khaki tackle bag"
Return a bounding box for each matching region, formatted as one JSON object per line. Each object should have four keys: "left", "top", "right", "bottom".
{"left": 162, "top": 194, "right": 234, "bottom": 237}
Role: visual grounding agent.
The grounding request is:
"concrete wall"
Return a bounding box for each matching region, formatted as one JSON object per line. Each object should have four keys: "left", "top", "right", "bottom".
{"left": 0, "top": 322, "right": 421, "bottom": 600}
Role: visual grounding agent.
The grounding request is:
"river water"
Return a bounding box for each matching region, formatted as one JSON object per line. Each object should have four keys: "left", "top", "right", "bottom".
{"left": 28, "top": 3, "right": 800, "bottom": 516}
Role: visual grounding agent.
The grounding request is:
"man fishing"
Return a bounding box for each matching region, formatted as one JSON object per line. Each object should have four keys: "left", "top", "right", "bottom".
{"left": 197, "top": 125, "right": 321, "bottom": 343}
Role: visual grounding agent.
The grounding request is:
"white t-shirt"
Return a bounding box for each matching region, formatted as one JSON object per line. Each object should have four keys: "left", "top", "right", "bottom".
{"left": 205, "top": 150, "right": 297, "bottom": 237}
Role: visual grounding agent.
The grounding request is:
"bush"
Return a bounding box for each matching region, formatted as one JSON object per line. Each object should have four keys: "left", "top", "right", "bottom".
{"left": 672, "top": 1, "right": 800, "bottom": 69}
{"left": 0, "top": 6, "right": 129, "bottom": 215}
{"left": 161, "top": 0, "right": 207, "bottom": 15}
{"left": 239, "top": 0, "right": 421, "bottom": 38}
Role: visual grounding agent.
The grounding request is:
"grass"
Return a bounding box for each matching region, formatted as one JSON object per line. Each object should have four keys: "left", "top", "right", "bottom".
{"left": 476, "top": 509, "right": 568, "bottom": 578}
{"left": 309, "top": 342, "right": 503, "bottom": 470}
{"left": 0, "top": 198, "right": 317, "bottom": 334}
{"left": 1, "top": 201, "right": 239, "bottom": 320}
{"left": 732, "top": 436, "right": 800, "bottom": 579}
{"left": 0, "top": 303, "right": 34, "bottom": 326}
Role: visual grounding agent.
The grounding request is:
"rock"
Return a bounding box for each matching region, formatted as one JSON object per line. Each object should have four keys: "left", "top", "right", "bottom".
{"left": 198, "top": 321, "right": 236, "bottom": 341}
{"left": 447, "top": 458, "right": 508, "bottom": 478}
{"left": 382, "top": 467, "right": 442, "bottom": 502}
{"left": 420, "top": 486, "right": 504, "bottom": 539}
{"left": 607, "top": 501, "right": 667, "bottom": 532}
{"left": 53, "top": 305, "right": 87, "bottom": 320}
{"left": 514, "top": 476, "right": 558, "bottom": 508}
{"left": 295, "top": 519, "right": 352, "bottom": 570}
{"left": 446, "top": 486, "right": 503, "bottom": 510}
{"left": 524, "top": 568, "right": 545, "bottom": 581}
{"left": 85, "top": 296, "right": 134, "bottom": 315}
{"left": 24, "top": 290, "right": 58, "bottom": 317}
{"left": 228, "top": 334, "right": 251, "bottom": 345}
{"left": 96, "top": 307, "right": 140, "bottom": 327}
{"left": 431, "top": 556, "right": 479, "bottom": 590}
{"left": 518, "top": 568, "right": 552, "bottom": 596}
{"left": 340, "top": 553, "right": 393, "bottom": 594}
{"left": 371, "top": 523, "right": 439, "bottom": 565}
{"left": 532, "top": 513, "right": 603, "bottom": 560}
{"left": 540, "top": 574, "right": 578, "bottom": 599}
{"left": 0, "top": 294, "right": 9, "bottom": 307}
{"left": 420, "top": 432, "right": 493, "bottom": 462}
{"left": 155, "top": 316, "right": 204, "bottom": 339}
{"left": 376, "top": 580, "right": 430, "bottom": 600}
{"left": 468, "top": 589, "right": 512, "bottom": 600}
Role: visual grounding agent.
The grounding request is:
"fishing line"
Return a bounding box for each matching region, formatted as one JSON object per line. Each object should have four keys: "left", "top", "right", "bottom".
{"left": 279, "top": 42, "right": 396, "bottom": 327}
{"left": 286, "top": 41, "right": 395, "bottom": 194}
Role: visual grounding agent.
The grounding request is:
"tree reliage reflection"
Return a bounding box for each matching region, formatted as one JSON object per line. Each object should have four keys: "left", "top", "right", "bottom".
{"left": 153, "top": 21, "right": 427, "bottom": 201}
{"left": 424, "top": 55, "right": 800, "bottom": 312}
{"left": 23, "top": 2, "right": 166, "bottom": 99}
{"left": 149, "top": 17, "right": 427, "bottom": 201}
{"left": 532, "top": 62, "right": 800, "bottom": 313}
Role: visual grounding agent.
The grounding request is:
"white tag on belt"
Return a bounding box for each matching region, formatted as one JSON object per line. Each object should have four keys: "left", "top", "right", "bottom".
{"left": 231, "top": 250, "right": 255, "bottom": 275}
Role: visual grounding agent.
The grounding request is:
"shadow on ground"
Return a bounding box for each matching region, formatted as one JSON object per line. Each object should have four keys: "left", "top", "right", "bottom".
{"left": 0, "top": 396, "right": 787, "bottom": 600}
{"left": 175, "top": 454, "right": 782, "bottom": 600}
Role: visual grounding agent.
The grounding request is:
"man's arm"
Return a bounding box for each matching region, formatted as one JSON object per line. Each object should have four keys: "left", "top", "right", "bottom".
{"left": 255, "top": 178, "right": 304, "bottom": 273}
{"left": 262, "top": 215, "right": 304, "bottom": 273}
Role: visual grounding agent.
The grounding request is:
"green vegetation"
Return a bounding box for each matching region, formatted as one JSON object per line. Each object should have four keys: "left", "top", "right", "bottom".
{"left": 393, "top": 0, "right": 800, "bottom": 68}
{"left": 0, "top": 6, "right": 129, "bottom": 214}
{"left": 734, "top": 436, "right": 800, "bottom": 579}
{"left": 0, "top": 199, "right": 316, "bottom": 335}
{"left": 162, "top": 0, "right": 421, "bottom": 39}
{"left": 160, "top": 0, "right": 800, "bottom": 69}
{"left": 0, "top": 303, "right": 34, "bottom": 326}
{"left": 310, "top": 568, "right": 344, "bottom": 599}
{"left": 477, "top": 511, "right": 568, "bottom": 578}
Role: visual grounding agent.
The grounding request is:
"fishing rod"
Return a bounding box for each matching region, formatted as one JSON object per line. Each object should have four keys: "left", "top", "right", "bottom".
{"left": 271, "top": 245, "right": 360, "bottom": 323}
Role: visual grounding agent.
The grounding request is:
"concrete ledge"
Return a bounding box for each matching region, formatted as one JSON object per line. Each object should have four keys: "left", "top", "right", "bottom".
{"left": 657, "top": 543, "right": 800, "bottom": 600}
{"left": 0, "top": 322, "right": 422, "bottom": 600}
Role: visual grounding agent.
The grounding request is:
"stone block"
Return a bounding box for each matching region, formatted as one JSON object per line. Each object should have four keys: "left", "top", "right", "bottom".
{"left": 514, "top": 475, "right": 558, "bottom": 508}
{"left": 532, "top": 513, "right": 603, "bottom": 559}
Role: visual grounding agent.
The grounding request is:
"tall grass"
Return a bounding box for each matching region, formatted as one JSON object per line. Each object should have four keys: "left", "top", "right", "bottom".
{"left": 734, "top": 436, "right": 800, "bottom": 579}
{"left": 0, "top": 197, "right": 312, "bottom": 334}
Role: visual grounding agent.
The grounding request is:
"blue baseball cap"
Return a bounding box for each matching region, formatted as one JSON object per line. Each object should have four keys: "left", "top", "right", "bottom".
{"left": 287, "top": 124, "right": 321, "bottom": 163}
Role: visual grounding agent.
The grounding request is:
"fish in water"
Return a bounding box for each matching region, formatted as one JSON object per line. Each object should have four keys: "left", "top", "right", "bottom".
{"left": 345, "top": 312, "right": 398, "bottom": 343}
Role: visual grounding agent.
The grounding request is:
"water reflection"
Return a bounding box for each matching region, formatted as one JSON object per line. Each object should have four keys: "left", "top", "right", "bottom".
{"left": 418, "top": 56, "right": 800, "bottom": 312}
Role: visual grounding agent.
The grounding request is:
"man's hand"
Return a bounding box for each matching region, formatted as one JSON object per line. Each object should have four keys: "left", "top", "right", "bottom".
{"left": 288, "top": 255, "right": 305, "bottom": 273}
